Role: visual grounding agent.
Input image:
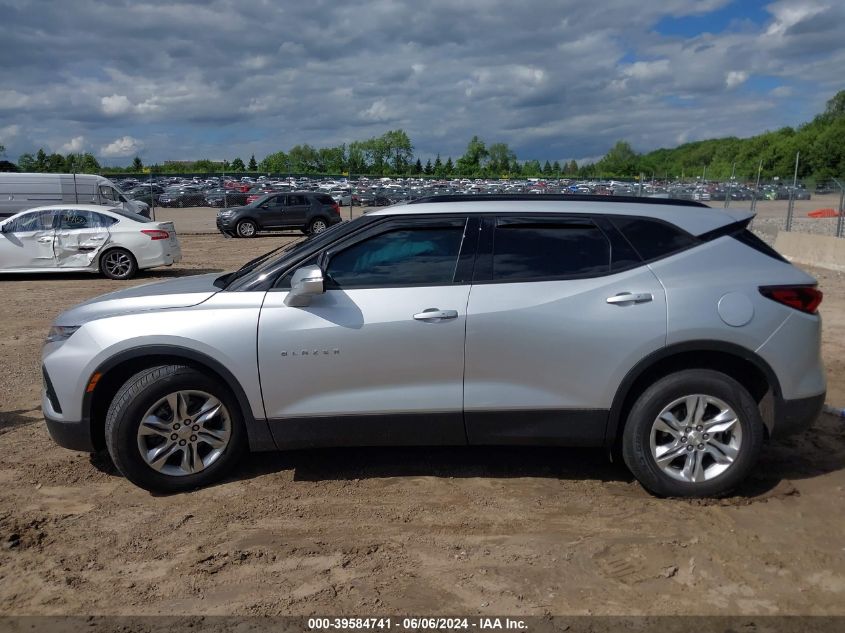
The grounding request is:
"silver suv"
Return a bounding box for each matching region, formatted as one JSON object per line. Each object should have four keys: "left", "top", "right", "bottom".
{"left": 42, "top": 195, "right": 826, "bottom": 496}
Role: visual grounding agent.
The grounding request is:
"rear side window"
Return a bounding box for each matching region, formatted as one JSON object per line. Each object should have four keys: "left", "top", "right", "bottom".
{"left": 492, "top": 220, "right": 610, "bottom": 281}
{"left": 315, "top": 194, "right": 334, "bottom": 205}
{"left": 58, "top": 210, "right": 117, "bottom": 229}
{"left": 610, "top": 216, "right": 698, "bottom": 261}
{"left": 288, "top": 194, "right": 307, "bottom": 206}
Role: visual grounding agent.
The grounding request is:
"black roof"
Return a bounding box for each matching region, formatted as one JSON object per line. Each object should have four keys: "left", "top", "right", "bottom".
{"left": 407, "top": 194, "right": 710, "bottom": 208}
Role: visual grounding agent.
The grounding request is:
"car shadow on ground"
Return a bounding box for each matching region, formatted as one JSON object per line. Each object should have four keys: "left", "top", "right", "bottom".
{"left": 85, "top": 413, "right": 845, "bottom": 500}
{"left": 0, "top": 408, "right": 42, "bottom": 436}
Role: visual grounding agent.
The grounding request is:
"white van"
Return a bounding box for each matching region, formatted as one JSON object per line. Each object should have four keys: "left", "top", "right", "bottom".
{"left": 0, "top": 173, "right": 150, "bottom": 219}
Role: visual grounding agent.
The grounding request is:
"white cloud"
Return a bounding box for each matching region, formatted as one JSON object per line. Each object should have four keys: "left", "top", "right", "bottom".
{"left": 58, "top": 136, "right": 86, "bottom": 153}
{"left": 771, "top": 85, "right": 794, "bottom": 97}
{"left": 101, "top": 94, "right": 133, "bottom": 115}
{"left": 623, "top": 59, "right": 671, "bottom": 81}
{"left": 725, "top": 70, "right": 749, "bottom": 89}
{"left": 100, "top": 136, "right": 143, "bottom": 157}
{"left": 359, "top": 99, "right": 393, "bottom": 122}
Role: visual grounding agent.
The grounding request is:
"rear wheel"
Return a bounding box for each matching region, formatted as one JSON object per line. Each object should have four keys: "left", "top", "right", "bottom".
{"left": 100, "top": 248, "right": 138, "bottom": 280}
{"left": 622, "top": 369, "right": 764, "bottom": 497}
{"left": 236, "top": 219, "right": 258, "bottom": 238}
{"left": 307, "top": 217, "right": 329, "bottom": 235}
{"left": 105, "top": 365, "right": 246, "bottom": 492}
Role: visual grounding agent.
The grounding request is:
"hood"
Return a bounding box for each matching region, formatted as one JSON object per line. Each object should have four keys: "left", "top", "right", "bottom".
{"left": 55, "top": 273, "right": 223, "bottom": 326}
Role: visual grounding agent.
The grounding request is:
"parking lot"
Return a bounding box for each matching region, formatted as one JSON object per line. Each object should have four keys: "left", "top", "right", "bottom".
{"left": 1, "top": 224, "right": 844, "bottom": 615}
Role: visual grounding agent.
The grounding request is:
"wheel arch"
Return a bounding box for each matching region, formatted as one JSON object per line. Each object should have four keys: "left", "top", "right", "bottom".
{"left": 606, "top": 341, "right": 782, "bottom": 446}
{"left": 83, "top": 345, "right": 273, "bottom": 452}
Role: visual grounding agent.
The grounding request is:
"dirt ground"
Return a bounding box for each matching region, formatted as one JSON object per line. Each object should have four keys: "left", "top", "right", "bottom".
{"left": 1, "top": 230, "right": 844, "bottom": 616}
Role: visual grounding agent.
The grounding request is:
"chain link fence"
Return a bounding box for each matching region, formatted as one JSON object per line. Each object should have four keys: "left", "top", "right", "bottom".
{"left": 104, "top": 171, "right": 845, "bottom": 242}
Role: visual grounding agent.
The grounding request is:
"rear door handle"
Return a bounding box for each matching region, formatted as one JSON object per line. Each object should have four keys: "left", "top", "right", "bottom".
{"left": 37, "top": 237, "right": 54, "bottom": 243}
{"left": 413, "top": 308, "right": 459, "bottom": 321}
{"left": 606, "top": 292, "right": 653, "bottom": 305}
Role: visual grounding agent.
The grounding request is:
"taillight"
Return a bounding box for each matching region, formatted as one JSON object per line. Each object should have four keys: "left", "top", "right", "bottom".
{"left": 759, "top": 285, "right": 823, "bottom": 314}
{"left": 142, "top": 229, "right": 169, "bottom": 241}
{"left": 331, "top": 202, "right": 340, "bottom": 214}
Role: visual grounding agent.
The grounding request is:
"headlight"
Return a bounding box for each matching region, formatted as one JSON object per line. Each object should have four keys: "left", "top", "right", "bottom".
{"left": 46, "top": 325, "right": 80, "bottom": 344}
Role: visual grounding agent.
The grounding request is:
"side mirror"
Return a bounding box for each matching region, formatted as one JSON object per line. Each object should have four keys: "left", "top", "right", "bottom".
{"left": 284, "top": 265, "right": 325, "bottom": 307}
{"left": 0, "top": 223, "right": 10, "bottom": 233}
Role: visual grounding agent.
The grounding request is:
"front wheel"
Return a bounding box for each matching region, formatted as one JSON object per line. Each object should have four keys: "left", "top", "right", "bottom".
{"left": 622, "top": 369, "right": 764, "bottom": 498}
{"left": 105, "top": 365, "right": 246, "bottom": 492}
{"left": 100, "top": 248, "right": 138, "bottom": 280}
{"left": 236, "top": 219, "right": 258, "bottom": 238}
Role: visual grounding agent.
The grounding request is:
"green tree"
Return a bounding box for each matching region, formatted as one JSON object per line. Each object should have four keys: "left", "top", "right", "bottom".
{"left": 456, "top": 136, "right": 487, "bottom": 175}
{"left": 35, "top": 148, "right": 48, "bottom": 172}
{"left": 486, "top": 142, "right": 516, "bottom": 175}
{"left": 413, "top": 158, "right": 423, "bottom": 174}
{"left": 542, "top": 160, "right": 553, "bottom": 176}
{"left": 552, "top": 160, "right": 561, "bottom": 175}
{"left": 444, "top": 156, "right": 453, "bottom": 176}
{"left": 132, "top": 156, "right": 143, "bottom": 171}
{"left": 433, "top": 154, "right": 443, "bottom": 176}
{"left": 424, "top": 158, "right": 433, "bottom": 175}
{"left": 248, "top": 154, "right": 258, "bottom": 171}
{"left": 260, "top": 151, "right": 289, "bottom": 173}
{"left": 596, "top": 140, "right": 639, "bottom": 176}
{"left": 230, "top": 157, "right": 246, "bottom": 172}
{"left": 18, "top": 153, "right": 36, "bottom": 171}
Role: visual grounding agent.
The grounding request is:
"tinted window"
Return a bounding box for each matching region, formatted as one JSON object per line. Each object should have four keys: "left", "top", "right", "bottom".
{"left": 326, "top": 227, "right": 464, "bottom": 288}
{"left": 5, "top": 210, "right": 54, "bottom": 233}
{"left": 733, "top": 229, "right": 788, "bottom": 263}
{"left": 288, "top": 194, "right": 307, "bottom": 206}
{"left": 492, "top": 221, "right": 610, "bottom": 281}
{"left": 58, "top": 209, "right": 116, "bottom": 230}
{"left": 611, "top": 217, "right": 698, "bottom": 261}
{"left": 315, "top": 194, "right": 334, "bottom": 205}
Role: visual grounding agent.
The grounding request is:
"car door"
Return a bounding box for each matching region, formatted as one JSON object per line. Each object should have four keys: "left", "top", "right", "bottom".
{"left": 282, "top": 194, "right": 309, "bottom": 227}
{"left": 0, "top": 209, "right": 57, "bottom": 270}
{"left": 463, "top": 215, "right": 667, "bottom": 446}
{"left": 255, "top": 194, "right": 286, "bottom": 228}
{"left": 54, "top": 209, "right": 114, "bottom": 268}
{"left": 257, "top": 216, "right": 478, "bottom": 448}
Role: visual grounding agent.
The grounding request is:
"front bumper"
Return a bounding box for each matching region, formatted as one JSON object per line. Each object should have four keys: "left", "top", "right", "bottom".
{"left": 45, "top": 414, "right": 96, "bottom": 452}
{"left": 772, "top": 392, "right": 826, "bottom": 439}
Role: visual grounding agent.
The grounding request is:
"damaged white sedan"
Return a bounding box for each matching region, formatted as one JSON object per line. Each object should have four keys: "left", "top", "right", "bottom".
{"left": 0, "top": 205, "right": 181, "bottom": 280}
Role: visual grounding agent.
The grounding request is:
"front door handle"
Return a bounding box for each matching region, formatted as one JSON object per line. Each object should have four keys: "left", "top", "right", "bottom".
{"left": 37, "top": 236, "right": 54, "bottom": 243}
{"left": 413, "top": 308, "right": 459, "bottom": 321}
{"left": 606, "top": 292, "right": 653, "bottom": 305}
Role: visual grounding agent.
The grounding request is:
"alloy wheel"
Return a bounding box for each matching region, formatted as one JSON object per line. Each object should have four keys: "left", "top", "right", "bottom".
{"left": 649, "top": 394, "right": 743, "bottom": 483}
{"left": 136, "top": 390, "right": 232, "bottom": 477}
{"left": 103, "top": 251, "right": 133, "bottom": 278}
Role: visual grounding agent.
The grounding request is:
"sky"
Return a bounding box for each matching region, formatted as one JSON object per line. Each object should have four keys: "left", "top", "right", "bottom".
{"left": 0, "top": 0, "right": 843, "bottom": 166}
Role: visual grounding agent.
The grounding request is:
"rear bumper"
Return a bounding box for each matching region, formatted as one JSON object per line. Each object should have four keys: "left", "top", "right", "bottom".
{"left": 773, "top": 392, "right": 825, "bottom": 439}
{"left": 45, "top": 414, "right": 96, "bottom": 452}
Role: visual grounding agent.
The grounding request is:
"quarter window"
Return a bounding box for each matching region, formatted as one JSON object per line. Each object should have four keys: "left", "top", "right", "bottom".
{"left": 492, "top": 221, "right": 610, "bottom": 281}
{"left": 610, "top": 216, "right": 698, "bottom": 261}
{"left": 326, "top": 226, "right": 464, "bottom": 288}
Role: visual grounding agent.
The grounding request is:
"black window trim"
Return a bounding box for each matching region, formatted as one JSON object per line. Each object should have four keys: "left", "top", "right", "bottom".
{"left": 607, "top": 214, "right": 702, "bottom": 264}
{"left": 320, "top": 215, "right": 477, "bottom": 290}
{"left": 473, "top": 213, "right": 621, "bottom": 284}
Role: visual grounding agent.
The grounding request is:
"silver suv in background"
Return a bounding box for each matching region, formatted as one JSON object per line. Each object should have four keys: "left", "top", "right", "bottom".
{"left": 41, "top": 195, "right": 825, "bottom": 496}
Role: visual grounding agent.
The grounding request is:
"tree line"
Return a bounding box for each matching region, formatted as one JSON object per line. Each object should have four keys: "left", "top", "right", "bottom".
{"left": 2, "top": 91, "right": 843, "bottom": 181}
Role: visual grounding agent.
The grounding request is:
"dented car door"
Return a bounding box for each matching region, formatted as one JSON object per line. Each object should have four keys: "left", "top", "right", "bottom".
{"left": 0, "top": 209, "right": 57, "bottom": 270}
{"left": 54, "top": 209, "right": 114, "bottom": 268}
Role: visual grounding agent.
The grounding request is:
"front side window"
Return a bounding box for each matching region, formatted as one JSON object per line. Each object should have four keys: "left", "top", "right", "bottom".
{"left": 492, "top": 220, "right": 610, "bottom": 281}
{"left": 326, "top": 226, "right": 465, "bottom": 288}
{"left": 5, "top": 210, "right": 54, "bottom": 233}
{"left": 99, "top": 185, "right": 119, "bottom": 202}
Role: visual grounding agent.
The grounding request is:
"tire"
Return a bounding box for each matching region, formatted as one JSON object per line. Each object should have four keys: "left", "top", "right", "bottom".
{"left": 100, "top": 248, "right": 138, "bottom": 280}
{"left": 622, "top": 369, "right": 764, "bottom": 498}
{"left": 307, "top": 216, "right": 329, "bottom": 235}
{"left": 236, "top": 219, "right": 258, "bottom": 238}
{"left": 104, "top": 365, "right": 247, "bottom": 493}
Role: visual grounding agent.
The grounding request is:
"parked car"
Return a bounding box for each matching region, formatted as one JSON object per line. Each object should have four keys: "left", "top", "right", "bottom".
{"left": 158, "top": 187, "right": 205, "bottom": 208}
{"left": 42, "top": 194, "right": 824, "bottom": 495}
{"left": 205, "top": 189, "right": 248, "bottom": 208}
{"left": 0, "top": 173, "right": 149, "bottom": 219}
{"left": 216, "top": 191, "right": 342, "bottom": 237}
{"left": 0, "top": 204, "right": 180, "bottom": 279}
